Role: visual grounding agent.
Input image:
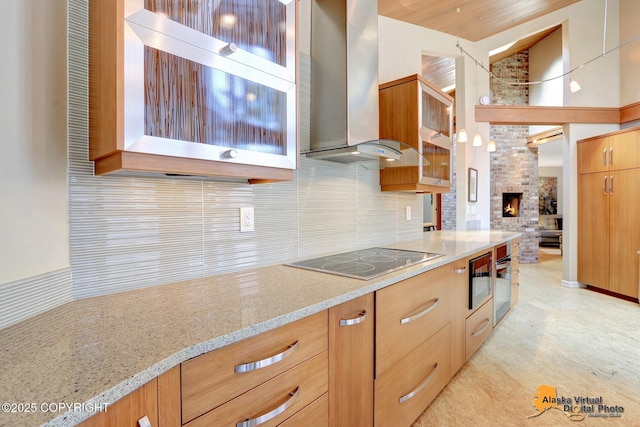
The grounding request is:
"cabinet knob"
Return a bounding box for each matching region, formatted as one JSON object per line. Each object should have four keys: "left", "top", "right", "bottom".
{"left": 220, "top": 42, "right": 238, "bottom": 56}
{"left": 222, "top": 149, "right": 238, "bottom": 159}
{"left": 138, "top": 415, "right": 152, "bottom": 427}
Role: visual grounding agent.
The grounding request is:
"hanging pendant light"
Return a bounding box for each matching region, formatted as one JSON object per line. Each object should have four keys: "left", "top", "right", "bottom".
{"left": 458, "top": 129, "right": 468, "bottom": 143}
{"left": 569, "top": 77, "right": 581, "bottom": 93}
{"left": 487, "top": 140, "right": 497, "bottom": 152}
{"left": 472, "top": 133, "right": 483, "bottom": 147}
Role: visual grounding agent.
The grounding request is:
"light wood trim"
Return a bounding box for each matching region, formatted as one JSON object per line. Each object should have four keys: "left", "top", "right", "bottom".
{"left": 475, "top": 105, "right": 620, "bottom": 125}
{"left": 511, "top": 239, "right": 520, "bottom": 307}
{"left": 376, "top": 266, "right": 452, "bottom": 377}
{"left": 465, "top": 298, "right": 493, "bottom": 361}
{"left": 374, "top": 324, "right": 451, "bottom": 427}
{"left": 184, "top": 352, "right": 328, "bottom": 427}
{"left": 620, "top": 102, "right": 640, "bottom": 123}
{"left": 279, "top": 394, "right": 329, "bottom": 427}
{"left": 450, "top": 258, "right": 468, "bottom": 376}
{"left": 380, "top": 74, "right": 454, "bottom": 103}
{"left": 328, "top": 294, "right": 374, "bottom": 427}
{"left": 95, "top": 152, "right": 294, "bottom": 182}
{"left": 78, "top": 379, "right": 158, "bottom": 427}
{"left": 181, "top": 311, "right": 327, "bottom": 424}
{"left": 158, "top": 366, "right": 181, "bottom": 427}
{"left": 89, "top": 0, "right": 124, "bottom": 160}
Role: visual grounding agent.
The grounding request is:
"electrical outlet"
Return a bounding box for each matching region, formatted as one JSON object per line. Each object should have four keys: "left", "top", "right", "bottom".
{"left": 240, "top": 207, "right": 255, "bottom": 232}
{"left": 405, "top": 206, "right": 412, "bottom": 221}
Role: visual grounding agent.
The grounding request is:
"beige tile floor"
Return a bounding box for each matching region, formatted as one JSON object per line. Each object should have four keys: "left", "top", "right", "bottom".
{"left": 412, "top": 252, "right": 640, "bottom": 427}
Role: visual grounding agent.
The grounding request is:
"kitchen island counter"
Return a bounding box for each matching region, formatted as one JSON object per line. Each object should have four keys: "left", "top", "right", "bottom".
{"left": 0, "top": 230, "right": 519, "bottom": 426}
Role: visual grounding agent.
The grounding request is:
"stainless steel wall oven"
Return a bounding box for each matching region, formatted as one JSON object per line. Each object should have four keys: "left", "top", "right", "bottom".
{"left": 494, "top": 244, "right": 512, "bottom": 325}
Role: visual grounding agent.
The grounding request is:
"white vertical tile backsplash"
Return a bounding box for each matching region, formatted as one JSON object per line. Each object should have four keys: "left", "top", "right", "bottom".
{"left": 63, "top": 0, "right": 424, "bottom": 300}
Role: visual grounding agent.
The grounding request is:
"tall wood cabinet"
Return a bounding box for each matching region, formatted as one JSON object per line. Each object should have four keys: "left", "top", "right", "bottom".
{"left": 89, "top": 0, "right": 298, "bottom": 182}
{"left": 578, "top": 128, "right": 640, "bottom": 299}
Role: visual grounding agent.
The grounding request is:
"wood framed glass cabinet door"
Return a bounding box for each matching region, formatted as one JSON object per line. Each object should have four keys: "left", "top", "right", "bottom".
{"left": 90, "top": 0, "right": 297, "bottom": 178}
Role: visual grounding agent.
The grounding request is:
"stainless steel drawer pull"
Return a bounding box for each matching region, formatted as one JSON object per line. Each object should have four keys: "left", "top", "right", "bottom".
{"left": 603, "top": 148, "right": 607, "bottom": 165}
{"left": 603, "top": 176, "right": 608, "bottom": 195}
{"left": 399, "top": 363, "right": 438, "bottom": 403}
{"left": 340, "top": 310, "right": 367, "bottom": 326}
{"left": 610, "top": 147, "right": 614, "bottom": 165}
{"left": 236, "top": 387, "right": 299, "bottom": 427}
{"left": 400, "top": 298, "right": 439, "bottom": 325}
{"left": 471, "top": 318, "right": 491, "bottom": 337}
{"left": 610, "top": 175, "right": 614, "bottom": 194}
{"left": 454, "top": 267, "right": 467, "bottom": 274}
{"left": 234, "top": 341, "right": 299, "bottom": 373}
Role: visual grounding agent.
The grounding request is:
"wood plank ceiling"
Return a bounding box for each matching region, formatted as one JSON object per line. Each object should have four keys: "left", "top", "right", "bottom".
{"left": 378, "top": 0, "right": 581, "bottom": 42}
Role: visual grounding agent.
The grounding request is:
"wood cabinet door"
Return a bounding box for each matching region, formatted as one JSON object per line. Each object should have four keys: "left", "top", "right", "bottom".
{"left": 450, "top": 258, "right": 468, "bottom": 376}
{"left": 577, "top": 137, "right": 609, "bottom": 175}
{"left": 609, "top": 130, "right": 640, "bottom": 172}
{"left": 328, "top": 294, "right": 374, "bottom": 427}
{"left": 608, "top": 169, "right": 640, "bottom": 298}
{"left": 577, "top": 172, "right": 610, "bottom": 289}
{"left": 78, "top": 379, "right": 158, "bottom": 427}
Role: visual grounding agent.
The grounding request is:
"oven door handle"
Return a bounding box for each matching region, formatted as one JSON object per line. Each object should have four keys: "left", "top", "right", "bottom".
{"left": 496, "top": 258, "right": 511, "bottom": 269}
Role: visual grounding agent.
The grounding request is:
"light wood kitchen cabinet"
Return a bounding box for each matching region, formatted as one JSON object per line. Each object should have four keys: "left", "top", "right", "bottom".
{"left": 181, "top": 311, "right": 327, "bottom": 424}
{"left": 578, "top": 128, "right": 640, "bottom": 299}
{"left": 328, "top": 294, "right": 374, "bottom": 427}
{"left": 465, "top": 298, "right": 493, "bottom": 361}
{"left": 450, "top": 257, "right": 469, "bottom": 376}
{"left": 89, "top": 0, "right": 298, "bottom": 182}
{"left": 374, "top": 324, "right": 451, "bottom": 427}
{"left": 184, "top": 352, "right": 328, "bottom": 427}
{"left": 376, "top": 265, "right": 452, "bottom": 377}
{"left": 279, "top": 394, "right": 329, "bottom": 427}
{"left": 379, "top": 74, "right": 453, "bottom": 193}
{"left": 78, "top": 366, "right": 181, "bottom": 427}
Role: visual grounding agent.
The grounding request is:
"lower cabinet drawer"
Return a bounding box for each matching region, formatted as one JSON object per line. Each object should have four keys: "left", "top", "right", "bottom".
{"left": 374, "top": 324, "right": 451, "bottom": 427}
{"left": 465, "top": 297, "right": 493, "bottom": 361}
{"left": 376, "top": 265, "right": 452, "bottom": 376}
{"left": 279, "top": 393, "right": 328, "bottom": 427}
{"left": 181, "top": 311, "right": 328, "bottom": 423}
{"left": 185, "top": 352, "right": 328, "bottom": 427}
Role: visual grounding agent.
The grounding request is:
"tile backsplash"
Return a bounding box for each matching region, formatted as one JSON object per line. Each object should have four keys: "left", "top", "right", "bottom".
{"left": 67, "top": 0, "right": 423, "bottom": 299}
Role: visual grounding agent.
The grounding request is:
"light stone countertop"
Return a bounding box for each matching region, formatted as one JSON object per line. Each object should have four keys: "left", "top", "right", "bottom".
{"left": 0, "top": 230, "right": 520, "bottom": 426}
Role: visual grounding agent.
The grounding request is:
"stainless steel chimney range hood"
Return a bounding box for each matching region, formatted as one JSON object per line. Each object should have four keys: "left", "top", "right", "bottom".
{"left": 305, "top": 0, "right": 403, "bottom": 163}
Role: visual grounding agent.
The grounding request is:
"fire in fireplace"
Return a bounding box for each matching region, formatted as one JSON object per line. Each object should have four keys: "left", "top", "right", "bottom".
{"left": 503, "top": 192, "right": 523, "bottom": 217}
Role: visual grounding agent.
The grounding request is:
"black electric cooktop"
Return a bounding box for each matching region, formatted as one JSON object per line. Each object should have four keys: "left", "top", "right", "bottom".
{"left": 286, "top": 247, "right": 444, "bottom": 280}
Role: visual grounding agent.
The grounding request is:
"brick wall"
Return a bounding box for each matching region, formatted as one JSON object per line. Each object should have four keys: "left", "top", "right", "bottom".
{"left": 441, "top": 139, "right": 457, "bottom": 230}
{"left": 490, "top": 51, "right": 539, "bottom": 263}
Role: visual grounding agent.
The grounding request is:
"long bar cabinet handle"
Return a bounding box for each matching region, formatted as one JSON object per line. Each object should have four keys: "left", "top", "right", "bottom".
{"left": 471, "top": 318, "right": 491, "bottom": 337}
{"left": 234, "top": 341, "right": 299, "bottom": 373}
{"left": 236, "top": 387, "right": 299, "bottom": 427}
{"left": 454, "top": 266, "right": 467, "bottom": 274}
{"left": 603, "top": 176, "right": 608, "bottom": 195}
{"left": 610, "top": 147, "right": 614, "bottom": 166}
{"left": 340, "top": 310, "right": 367, "bottom": 326}
{"left": 400, "top": 298, "right": 439, "bottom": 324}
{"left": 610, "top": 175, "right": 614, "bottom": 194}
{"left": 399, "top": 363, "right": 439, "bottom": 403}
{"left": 603, "top": 148, "right": 607, "bottom": 166}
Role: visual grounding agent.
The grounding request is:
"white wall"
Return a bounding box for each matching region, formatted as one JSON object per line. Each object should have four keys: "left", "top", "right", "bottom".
{"left": 0, "top": 0, "right": 69, "bottom": 283}
{"left": 620, "top": 0, "right": 640, "bottom": 106}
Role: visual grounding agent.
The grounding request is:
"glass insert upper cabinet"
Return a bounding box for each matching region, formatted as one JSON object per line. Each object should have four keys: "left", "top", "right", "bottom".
{"left": 379, "top": 74, "right": 453, "bottom": 193}
{"left": 89, "top": 0, "right": 298, "bottom": 182}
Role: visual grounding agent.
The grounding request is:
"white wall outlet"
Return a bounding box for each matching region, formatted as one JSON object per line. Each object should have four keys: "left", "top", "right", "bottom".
{"left": 405, "top": 206, "right": 412, "bottom": 221}
{"left": 240, "top": 207, "right": 255, "bottom": 232}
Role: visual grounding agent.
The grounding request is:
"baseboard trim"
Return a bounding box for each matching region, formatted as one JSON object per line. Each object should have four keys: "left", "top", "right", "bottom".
{"left": 561, "top": 280, "right": 586, "bottom": 289}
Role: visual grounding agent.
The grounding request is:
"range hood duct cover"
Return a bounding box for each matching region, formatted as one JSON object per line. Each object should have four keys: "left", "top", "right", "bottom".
{"left": 307, "top": 0, "right": 398, "bottom": 162}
